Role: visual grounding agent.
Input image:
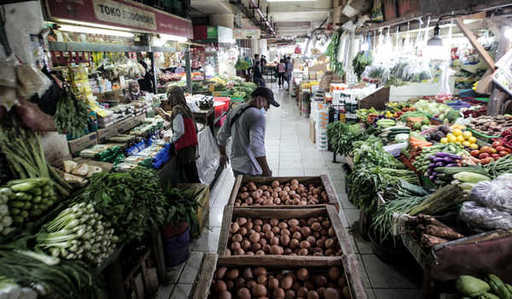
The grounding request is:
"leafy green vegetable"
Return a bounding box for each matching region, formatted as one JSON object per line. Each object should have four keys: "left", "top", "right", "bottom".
{"left": 327, "top": 122, "right": 366, "bottom": 157}
{"left": 352, "top": 51, "right": 372, "bottom": 80}
{"left": 54, "top": 89, "right": 89, "bottom": 140}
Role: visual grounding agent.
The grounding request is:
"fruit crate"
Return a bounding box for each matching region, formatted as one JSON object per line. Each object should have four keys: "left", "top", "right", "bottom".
{"left": 218, "top": 206, "right": 354, "bottom": 258}
{"left": 190, "top": 253, "right": 367, "bottom": 299}
{"left": 226, "top": 175, "right": 340, "bottom": 210}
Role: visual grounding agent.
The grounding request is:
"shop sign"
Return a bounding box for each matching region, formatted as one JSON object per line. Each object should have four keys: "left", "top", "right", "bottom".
{"left": 45, "top": 0, "right": 193, "bottom": 38}
{"left": 218, "top": 26, "right": 234, "bottom": 44}
{"left": 234, "top": 29, "right": 261, "bottom": 40}
{"left": 207, "top": 26, "right": 218, "bottom": 40}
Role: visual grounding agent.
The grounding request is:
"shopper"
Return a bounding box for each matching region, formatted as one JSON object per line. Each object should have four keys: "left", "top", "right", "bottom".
{"left": 217, "top": 87, "right": 280, "bottom": 177}
{"left": 253, "top": 61, "right": 265, "bottom": 87}
{"left": 260, "top": 55, "right": 267, "bottom": 69}
{"left": 157, "top": 86, "right": 200, "bottom": 183}
{"left": 285, "top": 57, "right": 293, "bottom": 89}
{"left": 277, "top": 59, "right": 286, "bottom": 88}
{"left": 124, "top": 81, "right": 145, "bottom": 102}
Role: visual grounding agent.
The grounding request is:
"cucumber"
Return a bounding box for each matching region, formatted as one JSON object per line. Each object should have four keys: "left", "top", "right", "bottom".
{"left": 434, "top": 166, "right": 490, "bottom": 176}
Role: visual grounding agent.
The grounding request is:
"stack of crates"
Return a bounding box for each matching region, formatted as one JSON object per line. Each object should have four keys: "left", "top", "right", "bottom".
{"left": 311, "top": 101, "right": 329, "bottom": 151}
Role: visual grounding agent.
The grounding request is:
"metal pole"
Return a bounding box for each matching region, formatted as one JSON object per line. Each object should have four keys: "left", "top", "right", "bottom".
{"left": 185, "top": 45, "right": 192, "bottom": 93}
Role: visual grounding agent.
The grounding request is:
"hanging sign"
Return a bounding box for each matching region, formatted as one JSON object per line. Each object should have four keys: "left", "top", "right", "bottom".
{"left": 233, "top": 29, "right": 261, "bottom": 40}
{"left": 45, "top": 0, "right": 193, "bottom": 38}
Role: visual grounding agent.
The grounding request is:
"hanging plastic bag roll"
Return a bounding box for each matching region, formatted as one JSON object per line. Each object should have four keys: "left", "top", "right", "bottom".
{"left": 16, "top": 64, "right": 52, "bottom": 99}
{"left": 470, "top": 174, "right": 512, "bottom": 213}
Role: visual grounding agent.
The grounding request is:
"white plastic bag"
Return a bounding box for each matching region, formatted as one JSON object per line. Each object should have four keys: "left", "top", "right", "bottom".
{"left": 16, "top": 64, "right": 52, "bottom": 99}
{"left": 459, "top": 201, "right": 512, "bottom": 231}
{"left": 470, "top": 174, "right": 512, "bottom": 213}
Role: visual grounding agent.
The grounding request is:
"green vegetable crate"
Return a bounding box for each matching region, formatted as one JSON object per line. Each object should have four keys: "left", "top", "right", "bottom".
{"left": 190, "top": 253, "right": 368, "bottom": 299}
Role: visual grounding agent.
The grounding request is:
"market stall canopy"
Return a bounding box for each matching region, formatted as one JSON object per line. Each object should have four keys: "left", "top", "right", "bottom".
{"left": 45, "top": 0, "right": 193, "bottom": 39}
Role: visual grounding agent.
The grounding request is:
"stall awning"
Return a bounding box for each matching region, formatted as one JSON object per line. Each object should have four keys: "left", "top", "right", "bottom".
{"left": 44, "top": 0, "right": 193, "bottom": 39}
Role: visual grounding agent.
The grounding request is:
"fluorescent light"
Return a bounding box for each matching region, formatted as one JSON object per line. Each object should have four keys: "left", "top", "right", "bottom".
{"left": 160, "top": 33, "right": 188, "bottom": 43}
{"left": 267, "top": 0, "right": 314, "bottom": 2}
{"left": 58, "top": 24, "right": 134, "bottom": 37}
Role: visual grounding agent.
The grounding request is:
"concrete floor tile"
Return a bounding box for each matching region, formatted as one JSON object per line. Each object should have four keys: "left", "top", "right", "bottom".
{"left": 362, "top": 254, "right": 417, "bottom": 289}
{"left": 304, "top": 168, "right": 328, "bottom": 176}
{"left": 278, "top": 168, "right": 305, "bottom": 176}
{"left": 340, "top": 194, "right": 358, "bottom": 210}
{"left": 344, "top": 209, "right": 360, "bottom": 228}
{"left": 166, "top": 263, "right": 185, "bottom": 284}
{"left": 178, "top": 252, "right": 204, "bottom": 284}
{"left": 170, "top": 284, "right": 193, "bottom": 299}
{"left": 279, "top": 161, "right": 304, "bottom": 169}
{"left": 354, "top": 234, "right": 373, "bottom": 254}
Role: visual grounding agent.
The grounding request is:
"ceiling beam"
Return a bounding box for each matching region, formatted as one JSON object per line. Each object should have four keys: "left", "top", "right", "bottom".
{"left": 455, "top": 17, "right": 496, "bottom": 70}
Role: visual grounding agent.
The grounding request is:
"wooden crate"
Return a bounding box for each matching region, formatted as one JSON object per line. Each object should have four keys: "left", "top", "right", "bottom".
{"left": 226, "top": 175, "right": 340, "bottom": 210}
{"left": 116, "top": 116, "right": 144, "bottom": 133}
{"left": 68, "top": 132, "right": 97, "bottom": 156}
{"left": 190, "top": 253, "right": 367, "bottom": 299}
{"left": 96, "top": 125, "right": 120, "bottom": 143}
{"left": 218, "top": 206, "right": 354, "bottom": 257}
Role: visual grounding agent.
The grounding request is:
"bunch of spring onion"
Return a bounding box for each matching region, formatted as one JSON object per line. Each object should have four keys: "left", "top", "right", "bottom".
{"left": 37, "top": 202, "right": 119, "bottom": 265}
{"left": 1, "top": 178, "right": 57, "bottom": 227}
{"left": 0, "top": 188, "right": 14, "bottom": 236}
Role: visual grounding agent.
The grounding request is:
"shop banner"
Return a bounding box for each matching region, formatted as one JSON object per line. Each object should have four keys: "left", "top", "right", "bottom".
{"left": 234, "top": 28, "right": 261, "bottom": 40}
{"left": 45, "top": 0, "right": 193, "bottom": 39}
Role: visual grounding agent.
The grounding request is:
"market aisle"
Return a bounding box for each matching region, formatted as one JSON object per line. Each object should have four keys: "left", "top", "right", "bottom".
{"left": 159, "top": 88, "right": 422, "bottom": 299}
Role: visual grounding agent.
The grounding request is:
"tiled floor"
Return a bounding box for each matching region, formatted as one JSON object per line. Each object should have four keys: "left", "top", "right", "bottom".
{"left": 156, "top": 88, "right": 421, "bottom": 298}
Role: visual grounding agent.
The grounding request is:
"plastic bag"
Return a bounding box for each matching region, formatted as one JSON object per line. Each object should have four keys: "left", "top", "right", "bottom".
{"left": 16, "top": 64, "right": 52, "bottom": 99}
{"left": 470, "top": 174, "right": 512, "bottom": 213}
{"left": 0, "top": 58, "right": 17, "bottom": 88}
{"left": 459, "top": 201, "right": 512, "bottom": 230}
{"left": 0, "top": 86, "right": 18, "bottom": 111}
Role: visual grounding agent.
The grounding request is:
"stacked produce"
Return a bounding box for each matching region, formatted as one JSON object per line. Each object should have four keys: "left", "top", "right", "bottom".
{"left": 54, "top": 89, "right": 90, "bottom": 139}
{"left": 412, "top": 99, "right": 459, "bottom": 122}
{"left": 456, "top": 274, "right": 512, "bottom": 299}
{"left": 36, "top": 202, "right": 118, "bottom": 265}
{"left": 2, "top": 178, "right": 56, "bottom": 227}
{"left": 234, "top": 180, "right": 329, "bottom": 207}
{"left": 226, "top": 216, "right": 342, "bottom": 257}
{"left": 412, "top": 143, "right": 469, "bottom": 178}
{"left": 210, "top": 265, "right": 350, "bottom": 299}
{"left": 440, "top": 127, "right": 479, "bottom": 150}
{"left": 379, "top": 125, "right": 411, "bottom": 143}
{"left": 468, "top": 115, "right": 512, "bottom": 137}
{"left": 327, "top": 122, "right": 366, "bottom": 157}
{"left": 405, "top": 214, "right": 464, "bottom": 248}
{"left": 0, "top": 188, "right": 13, "bottom": 236}
{"left": 425, "top": 152, "right": 462, "bottom": 181}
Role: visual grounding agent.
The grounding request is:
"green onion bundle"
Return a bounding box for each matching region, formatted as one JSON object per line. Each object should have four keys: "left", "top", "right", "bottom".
{"left": 37, "top": 202, "right": 118, "bottom": 265}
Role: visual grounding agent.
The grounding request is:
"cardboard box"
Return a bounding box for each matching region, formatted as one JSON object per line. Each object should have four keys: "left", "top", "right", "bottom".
{"left": 68, "top": 132, "right": 97, "bottom": 156}
{"left": 309, "top": 119, "right": 316, "bottom": 144}
{"left": 96, "top": 126, "right": 119, "bottom": 143}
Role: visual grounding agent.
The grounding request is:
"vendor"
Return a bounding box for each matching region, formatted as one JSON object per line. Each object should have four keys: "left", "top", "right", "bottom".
{"left": 124, "top": 81, "right": 145, "bottom": 102}
{"left": 157, "top": 86, "right": 200, "bottom": 183}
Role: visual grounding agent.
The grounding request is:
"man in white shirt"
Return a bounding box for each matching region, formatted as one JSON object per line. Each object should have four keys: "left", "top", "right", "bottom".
{"left": 217, "top": 87, "right": 279, "bottom": 176}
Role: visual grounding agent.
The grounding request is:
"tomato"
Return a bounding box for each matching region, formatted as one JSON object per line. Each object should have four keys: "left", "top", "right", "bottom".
{"left": 479, "top": 152, "right": 490, "bottom": 159}
{"left": 470, "top": 150, "right": 480, "bottom": 157}
{"left": 495, "top": 146, "right": 506, "bottom": 152}
{"left": 491, "top": 154, "right": 501, "bottom": 159}
{"left": 480, "top": 157, "right": 493, "bottom": 165}
{"left": 492, "top": 140, "right": 503, "bottom": 148}
{"left": 480, "top": 146, "right": 492, "bottom": 153}
{"left": 499, "top": 150, "right": 509, "bottom": 157}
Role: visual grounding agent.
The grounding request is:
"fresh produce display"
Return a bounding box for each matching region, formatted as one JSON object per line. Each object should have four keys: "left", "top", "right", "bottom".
{"left": 485, "top": 155, "right": 512, "bottom": 178}
{"left": 0, "top": 187, "right": 13, "bottom": 236}
{"left": 234, "top": 180, "right": 329, "bottom": 207}
{"left": 425, "top": 152, "right": 462, "bottom": 181}
{"left": 412, "top": 100, "right": 459, "bottom": 122}
{"left": 226, "top": 216, "right": 342, "bottom": 257}
{"left": 78, "top": 167, "right": 169, "bottom": 242}
{"left": 440, "top": 128, "right": 479, "bottom": 151}
{"left": 412, "top": 143, "right": 469, "bottom": 176}
{"left": 2, "top": 178, "right": 57, "bottom": 227}
{"left": 0, "top": 116, "right": 71, "bottom": 197}
{"left": 36, "top": 202, "right": 118, "bottom": 265}
{"left": 405, "top": 214, "right": 464, "bottom": 248}
{"left": 467, "top": 115, "right": 512, "bottom": 137}
{"left": 209, "top": 265, "right": 350, "bottom": 299}
{"left": 456, "top": 274, "right": 512, "bottom": 299}
{"left": 327, "top": 122, "right": 366, "bottom": 157}
{"left": 54, "top": 89, "right": 90, "bottom": 140}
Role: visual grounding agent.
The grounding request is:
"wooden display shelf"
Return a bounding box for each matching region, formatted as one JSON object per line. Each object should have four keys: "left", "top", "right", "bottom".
{"left": 190, "top": 253, "right": 368, "bottom": 299}
{"left": 218, "top": 206, "right": 354, "bottom": 258}
{"left": 225, "top": 175, "right": 340, "bottom": 210}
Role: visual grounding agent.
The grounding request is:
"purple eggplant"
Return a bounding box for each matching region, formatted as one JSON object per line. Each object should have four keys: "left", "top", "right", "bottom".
{"left": 435, "top": 162, "right": 445, "bottom": 167}
{"left": 433, "top": 157, "right": 446, "bottom": 163}
{"left": 445, "top": 163, "right": 458, "bottom": 167}
{"left": 435, "top": 152, "right": 461, "bottom": 160}
{"left": 429, "top": 175, "right": 435, "bottom": 180}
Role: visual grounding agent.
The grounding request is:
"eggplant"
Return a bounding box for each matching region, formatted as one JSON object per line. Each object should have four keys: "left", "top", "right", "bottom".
{"left": 445, "top": 163, "right": 458, "bottom": 167}
{"left": 435, "top": 152, "right": 461, "bottom": 160}
{"left": 429, "top": 175, "right": 435, "bottom": 180}
{"left": 428, "top": 163, "right": 436, "bottom": 169}
{"left": 435, "top": 162, "right": 445, "bottom": 167}
{"left": 433, "top": 157, "right": 446, "bottom": 163}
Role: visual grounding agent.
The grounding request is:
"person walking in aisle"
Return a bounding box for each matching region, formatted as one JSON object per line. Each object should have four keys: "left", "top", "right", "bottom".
{"left": 285, "top": 56, "right": 293, "bottom": 90}
{"left": 253, "top": 61, "right": 265, "bottom": 87}
{"left": 277, "top": 59, "right": 286, "bottom": 88}
{"left": 157, "top": 86, "right": 200, "bottom": 183}
{"left": 217, "top": 87, "right": 280, "bottom": 177}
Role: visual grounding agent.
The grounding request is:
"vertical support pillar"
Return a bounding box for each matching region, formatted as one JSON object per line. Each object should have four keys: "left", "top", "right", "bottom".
{"left": 185, "top": 45, "right": 192, "bottom": 93}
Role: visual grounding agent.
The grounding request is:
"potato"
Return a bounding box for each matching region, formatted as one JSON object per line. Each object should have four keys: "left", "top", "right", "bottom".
{"left": 300, "top": 240, "right": 311, "bottom": 249}
{"left": 272, "top": 180, "right": 280, "bottom": 188}
{"left": 241, "top": 186, "right": 248, "bottom": 192}
{"left": 313, "top": 275, "right": 327, "bottom": 287}
{"left": 281, "top": 275, "right": 294, "bottom": 290}
{"left": 311, "top": 222, "right": 322, "bottom": 232}
{"left": 263, "top": 244, "right": 271, "bottom": 253}
{"left": 226, "top": 269, "right": 239, "bottom": 280}
{"left": 328, "top": 227, "right": 335, "bottom": 237}
{"left": 273, "top": 287, "right": 286, "bottom": 298}
{"left": 285, "top": 289, "right": 296, "bottom": 299}
{"left": 301, "top": 227, "right": 312, "bottom": 237}
{"left": 317, "top": 287, "right": 326, "bottom": 297}
{"left": 234, "top": 202, "right": 241, "bottom": 207}
{"left": 278, "top": 222, "right": 288, "bottom": 230}
{"left": 272, "top": 226, "right": 281, "bottom": 234}
{"left": 255, "top": 219, "right": 264, "bottom": 226}
{"left": 254, "top": 267, "right": 267, "bottom": 276}
{"left": 316, "top": 238, "right": 325, "bottom": 248}
{"left": 270, "top": 236, "right": 280, "bottom": 246}
{"left": 233, "top": 248, "right": 245, "bottom": 255}
{"left": 320, "top": 229, "right": 329, "bottom": 236}
{"left": 324, "top": 288, "right": 341, "bottom": 299}
{"left": 261, "top": 185, "right": 268, "bottom": 191}
{"left": 325, "top": 249, "right": 334, "bottom": 256}
{"left": 297, "top": 287, "right": 308, "bottom": 297}
{"left": 235, "top": 277, "right": 246, "bottom": 289}
{"left": 290, "top": 184, "right": 298, "bottom": 191}
{"left": 247, "top": 280, "right": 257, "bottom": 289}
{"left": 328, "top": 267, "right": 341, "bottom": 281}
{"left": 274, "top": 198, "right": 282, "bottom": 205}
{"left": 307, "top": 290, "right": 320, "bottom": 299}
{"left": 246, "top": 251, "right": 255, "bottom": 256}
{"left": 249, "top": 232, "right": 261, "bottom": 243}
{"left": 216, "top": 266, "right": 228, "bottom": 279}
{"left": 265, "top": 231, "right": 275, "bottom": 240}
{"left": 259, "top": 238, "right": 267, "bottom": 246}
{"left": 284, "top": 248, "right": 293, "bottom": 254}
{"left": 304, "top": 281, "right": 315, "bottom": 290}
{"left": 252, "top": 284, "right": 267, "bottom": 297}
{"left": 325, "top": 238, "right": 335, "bottom": 249}
{"left": 296, "top": 268, "right": 309, "bottom": 281}
{"left": 262, "top": 224, "right": 271, "bottom": 232}
{"left": 218, "top": 290, "right": 232, "bottom": 299}
{"left": 268, "top": 277, "right": 279, "bottom": 289}
{"left": 289, "top": 238, "right": 300, "bottom": 249}
{"left": 337, "top": 277, "right": 346, "bottom": 288}
{"left": 292, "top": 231, "right": 302, "bottom": 240}
{"left": 291, "top": 179, "right": 299, "bottom": 185}
{"left": 298, "top": 248, "right": 309, "bottom": 256}
{"left": 342, "top": 286, "right": 350, "bottom": 298}
{"left": 288, "top": 219, "right": 299, "bottom": 227}
{"left": 313, "top": 231, "right": 321, "bottom": 239}
{"left": 231, "top": 241, "right": 241, "bottom": 251}
{"left": 270, "top": 218, "right": 279, "bottom": 226}
{"left": 231, "top": 222, "right": 240, "bottom": 233}
{"left": 270, "top": 245, "right": 284, "bottom": 255}
{"left": 232, "top": 234, "right": 243, "bottom": 243}
{"left": 237, "top": 287, "right": 251, "bottom": 299}
{"left": 240, "top": 192, "right": 249, "bottom": 199}
{"left": 215, "top": 280, "right": 228, "bottom": 292}
{"left": 280, "top": 234, "right": 291, "bottom": 246}
{"left": 257, "top": 274, "right": 267, "bottom": 284}
{"left": 247, "top": 222, "right": 254, "bottom": 230}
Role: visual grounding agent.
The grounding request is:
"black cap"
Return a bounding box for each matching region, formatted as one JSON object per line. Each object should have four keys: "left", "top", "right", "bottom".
{"left": 251, "top": 87, "right": 280, "bottom": 107}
